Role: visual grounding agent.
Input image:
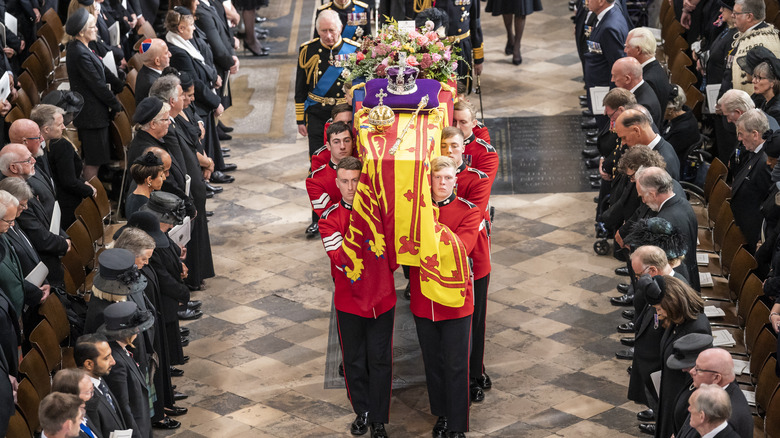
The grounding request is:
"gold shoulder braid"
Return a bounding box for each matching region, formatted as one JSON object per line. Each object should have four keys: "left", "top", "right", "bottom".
{"left": 414, "top": 0, "right": 433, "bottom": 13}
{"left": 299, "top": 48, "right": 321, "bottom": 87}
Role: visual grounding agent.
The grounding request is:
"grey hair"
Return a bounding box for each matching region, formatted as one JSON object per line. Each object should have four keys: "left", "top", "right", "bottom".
{"left": 0, "top": 177, "right": 33, "bottom": 201}
{"left": 735, "top": 0, "right": 765, "bottom": 20}
{"left": 627, "top": 27, "right": 656, "bottom": 56}
{"left": 316, "top": 9, "right": 343, "bottom": 32}
{"left": 719, "top": 89, "right": 755, "bottom": 113}
{"left": 30, "top": 104, "right": 65, "bottom": 129}
{"left": 636, "top": 166, "right": 674, "bottom": 194}
{"left": 736, "top": 108, "right": 770, "bottom": 134}
{"left": 693, "top": 384, "right": 732, "bottom": 424}
{"left": 114, "top": 227, "right": 157, "bottom": 256}
{"left": 149, "top": 75, "right": 181, "bottom": 104}
{"left": 667, "top": 85, "right": 687, "bottom": 111}
{"left": 0, "top": 190, "right": 19, "bottom": 219}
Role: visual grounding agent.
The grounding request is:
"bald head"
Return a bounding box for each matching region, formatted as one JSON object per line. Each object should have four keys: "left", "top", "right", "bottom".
{"left": 0, "top": 143, "right": 36, "bottom": 179}
{"left": 140, "top": 39, "right": 171, "bottom": 70}
{"left": 611, "top": 57, "right": 643, "bottom": 90}
{"left": 615, "top": 108, "right": 654, "bottom": 146}
{"left": 9, "top": 119, "right": 43, "bottom": 156}
{"left": 698, "top": 348, "right": 736, "bottom": 382}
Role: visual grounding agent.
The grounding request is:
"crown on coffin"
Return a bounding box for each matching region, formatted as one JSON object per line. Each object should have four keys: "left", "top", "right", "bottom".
{"left": 386, "top": 66, "right": 419, "bottom": 95}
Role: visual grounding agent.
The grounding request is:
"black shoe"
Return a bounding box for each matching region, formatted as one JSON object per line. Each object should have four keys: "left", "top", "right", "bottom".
{"left": 204, "top": 181, "right": 224, "bottom": 193}
{"left": 470, "top": 381, "right": 484, "bottom": 402}
{"left": 153, "top": 417, "right": 181, "bottom": 429}
{"left": 218, "top": 130, "right": 233, "bottom": 140}
{"left": 246, "top": 44, "right": 271, "bottom": 57}
{"left": 305, "top": 221, "right": 319, "bottom": 238}
{"left": 585, "top": 139, "right": 598, "bottom": 147}
{"left": 589, "top": 174, "right": 601, "bottom": 181}
{"left": 182, "top": 355, "right": 189, "bottom": 363}
{"left": 579, "top": 95, "right": 587, "bottom": 100}
{"left": 615, "top": 266, "right": 629, "bottom": 276}
{"left": 582, "top": 118, "right": 597, "bottom": 129}
{"left": 617, "top": 322, "right": 635, "bottom": 333}
{"left": 590, "top": 180, "right": 601, "bottom": 189}
{"left": 476, "top": 373, "right": 492, "bottom": 390}
{"left": 180, "top": 327, "right": 190, "bottom": 336}
{"left": 180, "top": 337, "right": 189, "bottom": 347}
{"left": 637, "top": 409, "right": 655, "bottom": 421}
{"left": 221, "top": 147, "right": 231, "bottom": 153}
{"left": 616, "top": 348, "right": 634, "bottom": 360}
{"left": 586, "top": 129, "right": 599, "bottom": 137}
{"left": 403, "top": 282, "right": 411, "bottom": 300}
{"left": 221, "top": 163, "right": 238, "bottom": 172}
{"left": 173, "top": 391, "right": 188, "bottom": 401}
{"left": 338, "top": 362, "right": 344, "bottom": 377}
{"left": 170, "top": 366, "right": 184, "bottom": 377}
{"left": 370, "top": 423, "right": 388, "bottom": 438}
{"left": 206, "top": 211, "right": 214, "bottom": 217}
{"left": 621, "top": 336, "right": 635, "bottom": 346}
{"left": 206, "top": 191, "right": 214, "bottom": 199}
{"left": 447, "top": 432, "right": 465, "bottom": 438}
{"left": 512, "top": 54, "right": 522, "bottom": 65}
{"left": 585, "top": 157, "right": 600, "bottom": 169}
{"left": 351, "top": 412, "right": 369, "bottom": 435}
{"left": 617, "top": 283, "right": 630, "bottom": 294}
{"left": 210, "top": 171, "right": 235, "bottom": 184}
{"left": 188, "top": 300, "right": 202, "bottom": 310}
{"left": 582, "top": 109, "right": 594, "bottom": 117}
{"left": 627, "top": 366, "right": 632, "bottom": 374}
{"left": 580, "top": 101, "right": 589, "bottom": 109}
{"left": 622, "top": 309, "right": 635, "bottom": 320}
{"left": 165, "top": 406, "right": 188, "bottom": 416}
{"left": 218, "top": 121, "right": 234, "bottom": 132}
{"left": 432, "top": 416, "right": 448, "bottom": 438}
{"left": 610, "top": 294, "right": 634, "bottom": 306}
{"left": 178, "top": 309, "right": 203, "bottom": 320}
{"left": 582, "top": 149, "right": 600, "bottom": 158}
{"left": 504, "top": 41, "right": 513, "bottom": 55}
{"left": 255, "top": 16, "right": 267, "bottom": 23}
{"left": 639, "top": 423, "right": 655, "bottom": 435}
{"left": 222, "top": 152, "right": 231, "bottom": 158}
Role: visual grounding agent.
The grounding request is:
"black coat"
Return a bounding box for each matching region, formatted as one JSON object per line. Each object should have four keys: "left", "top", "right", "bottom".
{"left": 16, "top": 194, "right": 69, "bottom": 286}
{"left": 635, "top": 81, "right": 664, "bottom": 130}
{"left": 655, "top": 314, "right": 711, "bottom": 438}
{"left": 167, "top": 39, "right": 221, "bottom": 117}
{"left": 708, "top": 27, "right": 739, "bottom": 87}
{"left": 663, "top": 109, "right": 700, "bottom": 171}
{"left": 653, "top": 191, "right": 700, "bottom": 290}
{"left": 643, "top": 59, "right": 672, "bottom": 113}
{"left": 134, "top": 66, "right": 161, "bottom": 104}
{"left": 762, "top": 94, "right": 780, "bottom": 124}
{"left": 27, "top": 164, "right": 57, "bottom": 220}
{"left": 47, "top": 137, "right": 95, "bottom": 227}
{"left": 85, "top": 378, "right": 128, "bottom": 438}
{"left": 66, "top": 40, "right": 123, "bottom": 130}
{"left": 583, "top": 6, "right": 629, "bottom": 88}
{"left": 730, "top": 149, "right": 772, "bottom": 250}
{"left": 654, "top": 137, "right": 682, "bottom": 181}
{"left": 104, "top": 341, "right": 151, "bottom": 438}
{"left": 141, "top": 264, "right": 175, "bottom": 411}
{"left": 194, "top": 0, "right": 235, "bottom": 72}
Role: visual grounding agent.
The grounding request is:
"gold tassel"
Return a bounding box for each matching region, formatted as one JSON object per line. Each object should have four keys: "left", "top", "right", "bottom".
{"left": 299, "top": 50, "right": 321, "bottom": 87}
{"left": 414, "top": 0, "right": 433, "bottom": 13}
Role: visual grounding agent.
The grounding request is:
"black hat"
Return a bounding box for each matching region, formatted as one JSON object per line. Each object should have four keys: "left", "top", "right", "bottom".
{"left": 765, "top": 129, "right": 780, "bottom": 158}
{"left": 179, "top": 71, "right": 194, "bottom": 89}
{"left": 666, "top": 333, "right": 714, "bottom": 370}
{"left": 737, "top": 46, "right": 778, "bottom": 76}
{"left": 98, "top": 301, "right": 154, "bottom": 340}
{"left": 625, "top": 217, "right": 688, "bottom": 259}
{"left": 140, "top": 191, "right": 186, "bottom": 225}
{"left": 78, "top": 0, "right": 94, "bottom": 5}
{"left": 133, "top": 97, "right": 164, "bottom": 125}
{"left": 41, "top": 90, "right": 84, "bottom": 125}
{"left": 134, "top": 151, "right": 163, "bottom": 167}
{"left": 93, "top": 248, "right": 148, "bottom": 295}
{"left": 720, "top": 0, "right": 735, "bottom": 10}
{"left": 114, "top": 211, "right": 169, "bottom": 248}
{"left": 65, "top": 8, "right": 90, "bottom": 37}
{"left": 173, "top": 5, "right": 192, "bottom": 15}
{"left": 637, "top": 274, "right": 666, "bottom": 306}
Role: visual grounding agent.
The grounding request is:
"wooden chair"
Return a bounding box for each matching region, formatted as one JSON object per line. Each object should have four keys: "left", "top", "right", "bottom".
{"left": 749, "top": 325, "right": 778, "bottom": 385}
{"left": 4, "top": 106, "right": 26, "bottom": 126}
{"left": 18, "top": 71, "right": 41, "bottom": 105}
{"left": 6, "top": 409, "right": 32, "bottom": 438}
{"left": 685, "top": 84, "right": 704, "bottom": 119}
{"left": 709, "top": 221, "right": 746, "bottom": 278}
{"left": 701, "top": 178, "right": 731, "bottom": 231}
{"left": 18, "top": 347, "right": 52, "bottom": 400}
{"left": 29, "top": 38, "right": 68, "bottom": 83}
{"left": 672, "top": 66, "right": 697, "bottom": 92}
{"left": 764, "top": 383, "right": 780, "bottom": 437}
{"left": 66, "top": 217, "right": 95, "bottom": 269}
{"left": 38, "top": 294, "right": 71, "bottom": 344}
{"left": 29, "top": 320, "right": 62, "bottom": 371}
{"left": 128, "top": 53, "right": 143, "bottom": 72}
{"left": 75, "top": 198, "right": 105, "bottom": 244}
{"left": 126, "top": 68, "right": 138, "bottom": 94}
{"left": 42, "top": 8, "right": 64, "bottom": 32}
{"left": 736, "top": 274, "right": 765, "bottom": 326}
{"left": 37, "top": 23, "right": 64, "bottom": 61}
{"left": 767, "top": 0, "right": 780, "bottom": 25}
{"left": 16, "top": 378, "right": 41, "bottom": 433}
{"left": 22, "top": 54, "right": 50, "bottom": 96}
{"left": 703, "top": 246, "right": 755, "bottom": 302}
{"left": 755, "top": 355, "right": 779, "bottom": 417}
{"left": 744, "top": 299, "right": 771, "bottom": 355}
{"left": 118, "top": 86, "right": 137, "bottom": 120}
{"left": 698, "top": 200, "right": 734, "bottom": 255}
{"left": 61, "top": 250, "right": 86, "bottom": 296}
{"left": 13, "top": 87, "right": 33, "bottom": 117}
{"left": 89, "top": 176, "right": 111, "bottom": 220}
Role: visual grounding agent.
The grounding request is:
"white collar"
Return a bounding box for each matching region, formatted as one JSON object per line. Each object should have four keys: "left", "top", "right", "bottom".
{"left": 647, "top": 134, "right": 661, "bottom": 149}
{"left": 89, "top": 376, "right": 102, "bottom": 389}
{"left": 658, "top": 192, "right": 676, "bottom": 211}
{"left": 754, "top": 142, "right": 765, "bottom": 154}
{"left": 641, "top": 57, "right": 656, "bottom": 68}
{"left": 701, "top": 421, "right": 729, "bottom": 438}
{"left": 630, "top": 79, "right": 646, "bottom": 94}
{"left": 597, "top": 4, "right": 614, "bottom": 21}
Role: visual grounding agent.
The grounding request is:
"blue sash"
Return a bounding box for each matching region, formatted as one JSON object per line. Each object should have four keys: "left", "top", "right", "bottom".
{"left": 305, "top": 41, "right": 358, "bottom": 111}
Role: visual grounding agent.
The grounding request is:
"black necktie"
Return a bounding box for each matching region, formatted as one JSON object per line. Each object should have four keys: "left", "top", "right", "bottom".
{"left": 98, "top": 380, "right": 117, "bottom": 412}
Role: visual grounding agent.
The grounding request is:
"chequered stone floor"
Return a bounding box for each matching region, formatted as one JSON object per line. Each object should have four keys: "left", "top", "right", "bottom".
{"left": 159, "top": 1, "right": 649, "bottom": 436}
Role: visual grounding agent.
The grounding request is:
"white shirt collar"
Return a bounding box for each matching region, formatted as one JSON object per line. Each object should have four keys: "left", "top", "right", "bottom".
{"left": 659, "top": 192, "right": 676, "bottom": 211}
{"left": 630, "top": 79, "right": 646, "bottom": 94}
{"left": 641, "top": 57, "right": 656, "bottom": 68}
{"left": 597, "top": 4, "right": 614, "bottom": 21}
{"left": 754, "top": 142, "right": 765, "bottom": 154}
{"left": 647, "top": 134, "right": 662, "bottom": 149}
{"left": 89, "top": 376, "right": 102, "bottom": 390}
{"left": 701, "top": 421, "right": 729, "bottom": 438}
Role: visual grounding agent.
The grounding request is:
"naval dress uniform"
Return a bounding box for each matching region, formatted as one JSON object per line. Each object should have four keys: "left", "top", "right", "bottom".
{"left": 454, "top": 162, "right": 493, "bottom": 392}
{"left": 436, "top": 0, "right": 484, "bottom": 94}
{"left": 410, "top": 192, "right": 482, "bottom": 434}
{"left": 315, "top": 1, "right": 372, "bottom": 41}
{"left": 296, "top": 37, "right": 360, "bottom": 157}
{"left": 319, "top": 199, "right": 396, "bottom": 426}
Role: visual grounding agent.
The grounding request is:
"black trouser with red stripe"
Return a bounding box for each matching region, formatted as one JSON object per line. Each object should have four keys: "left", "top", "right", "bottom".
{"left": 414, "top": 314, "right": 472, "bottom": 433}
{"left": 469, "top": 274, "right": 489, "bottom": 381}
{"left": 336, "top": 307, "right": 395, "bottom": 424}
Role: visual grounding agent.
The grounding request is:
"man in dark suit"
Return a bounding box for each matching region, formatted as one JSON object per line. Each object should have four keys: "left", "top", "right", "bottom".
{"left": 135, "top": 38, "right": 171, "bottom": 104}
{"left": 612, "top": 57, "right": 663, "bottom": 128}
{"left": 8, "top": 119, "right": 57, "bottom": 217}
{"left": 75, "top": 333, "right": 129, "bottom": 438}
{"left": 674, "top": 348, "right": 753, "bottom": 438}
{"left": 582, "top": 0, "right": 630, "bottom": 130}
{"left": 635, "top": 166, "right": 700, "bottom": 290}
{"left": 615, "top": 109, "right": 681, "bottom": 180}
{"left": 625, "top": 27, "right": 672, "bottom": 112}
{"left": 685, "top": 385, "right": 743, "bottom": 438}
{"left": 730, "top": 109, "right": 773, "bottom": 252}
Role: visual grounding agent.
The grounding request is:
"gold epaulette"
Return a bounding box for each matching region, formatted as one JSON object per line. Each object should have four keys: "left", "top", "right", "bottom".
{"left": 317, "top": 2, "right": 332, "bottom": 10}
{"left": 300, "top": 38, "right": 320, "bottom": 48}
{"left": 353, "top": 0, "right": 369, "bottom": 7}
{"left": 343, "top": 38, "right": 360, "bottom": 47}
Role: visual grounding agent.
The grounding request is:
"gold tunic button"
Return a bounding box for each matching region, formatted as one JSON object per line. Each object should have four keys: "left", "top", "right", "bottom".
{"left": 461, "top": 6, "right": 465, "bottom": 10}
{"left": 318, "top": 49, "right": 322, "bottom": 53}
{"left": 318, "top": 71, "right": 323, "bottom": 75}
{"left": 336, "top": 93, "right": 341, "bottom": 97}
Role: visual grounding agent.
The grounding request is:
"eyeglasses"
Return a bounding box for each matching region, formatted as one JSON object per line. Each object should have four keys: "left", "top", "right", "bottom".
{"left": 0, "top": 218, "right": 14, "bottom": 225}
{"left": 23, "top": 136, "right": 41, "bottom": 142}
{"left": 733, "top": 11, "right": 751, "bottom": 15}
{"left": 753, "top": 75, "right": 768, "bottom": 81}
{"left": 691, "top": 366, "right": 720, "bottom": 375}
{"left": 12, "top": 157, "right": 33, "bottom": 165}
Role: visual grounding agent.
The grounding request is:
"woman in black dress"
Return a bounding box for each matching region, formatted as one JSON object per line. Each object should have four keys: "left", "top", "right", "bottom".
{"left": 662, "top": 85, "right": 700, "bottom": 176}
{"left": 126, "top": 152, "right": 167, "bottom": 218}
{"left": 752, "top": 60, "right": 780, "bottom": 122}
{"left": 486, "top": 0, "right": 542, "bottom": 65}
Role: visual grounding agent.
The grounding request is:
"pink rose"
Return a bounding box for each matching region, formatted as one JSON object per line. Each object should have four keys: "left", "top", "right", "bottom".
{"left": 443, "top": 50, "right": 451, "bottom": 61}
{"left": 432, "top": 53, "right": 442, "bottom": 63}
{"left": 436, "top": 42, "right": 445, "bottom": 50}
{"left": 416, "top": 35, "right": 429, "bottom": 46}
{"left": 406, "top": 56, "right": 420, "bottom": 67}
{"left": 425, "top": 31, "right": 439, "bottom": 42}
{"left": 409, "top": 30, "right": 421, "bottom": 39}
{"left": 391, "top": 41, "right": 401, "bottom": 48}
{"left": 356, "top": 52, "right": 365, "bottom": 62}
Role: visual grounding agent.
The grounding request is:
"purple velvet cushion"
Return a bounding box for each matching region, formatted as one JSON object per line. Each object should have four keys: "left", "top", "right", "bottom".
{"left": 362, "top": 78, "right": 441, "bottom": 111}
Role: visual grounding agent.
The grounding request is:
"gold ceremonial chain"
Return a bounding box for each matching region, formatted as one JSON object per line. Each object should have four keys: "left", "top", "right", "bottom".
{"left": 389, "top": 95, "right": 429, "bottom": 155}
{"left": 299, "top": 50, "right": 320, "bottom": 86}
{"left": 414, "top": 0, "right": 433, "bottom": 13}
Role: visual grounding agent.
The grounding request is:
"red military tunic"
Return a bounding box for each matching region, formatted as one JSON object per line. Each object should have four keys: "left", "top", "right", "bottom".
{"left": 410, "top": 193, "right": 482, "bottom": 321}
{"left": 473, "top": 121, "right": 491, "bottom": 144}
{"left": 464, "top": 133, "right": 498, "bottom": 187}
{"left": 319, "top": 200, "right": 397, "bottom": 318}
{"left": 306, "top": 161, "right": 340, "bottom": 216}
{"left": 455, "top": 162, "right": 491, "bottom": 280}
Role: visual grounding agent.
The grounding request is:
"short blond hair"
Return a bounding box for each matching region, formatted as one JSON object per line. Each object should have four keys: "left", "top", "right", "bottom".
{"left": 431, "top": 156, "right": 457, "bottom": 173}
{"left": 453, "top": 100, "right": 476, "bottom": 121}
